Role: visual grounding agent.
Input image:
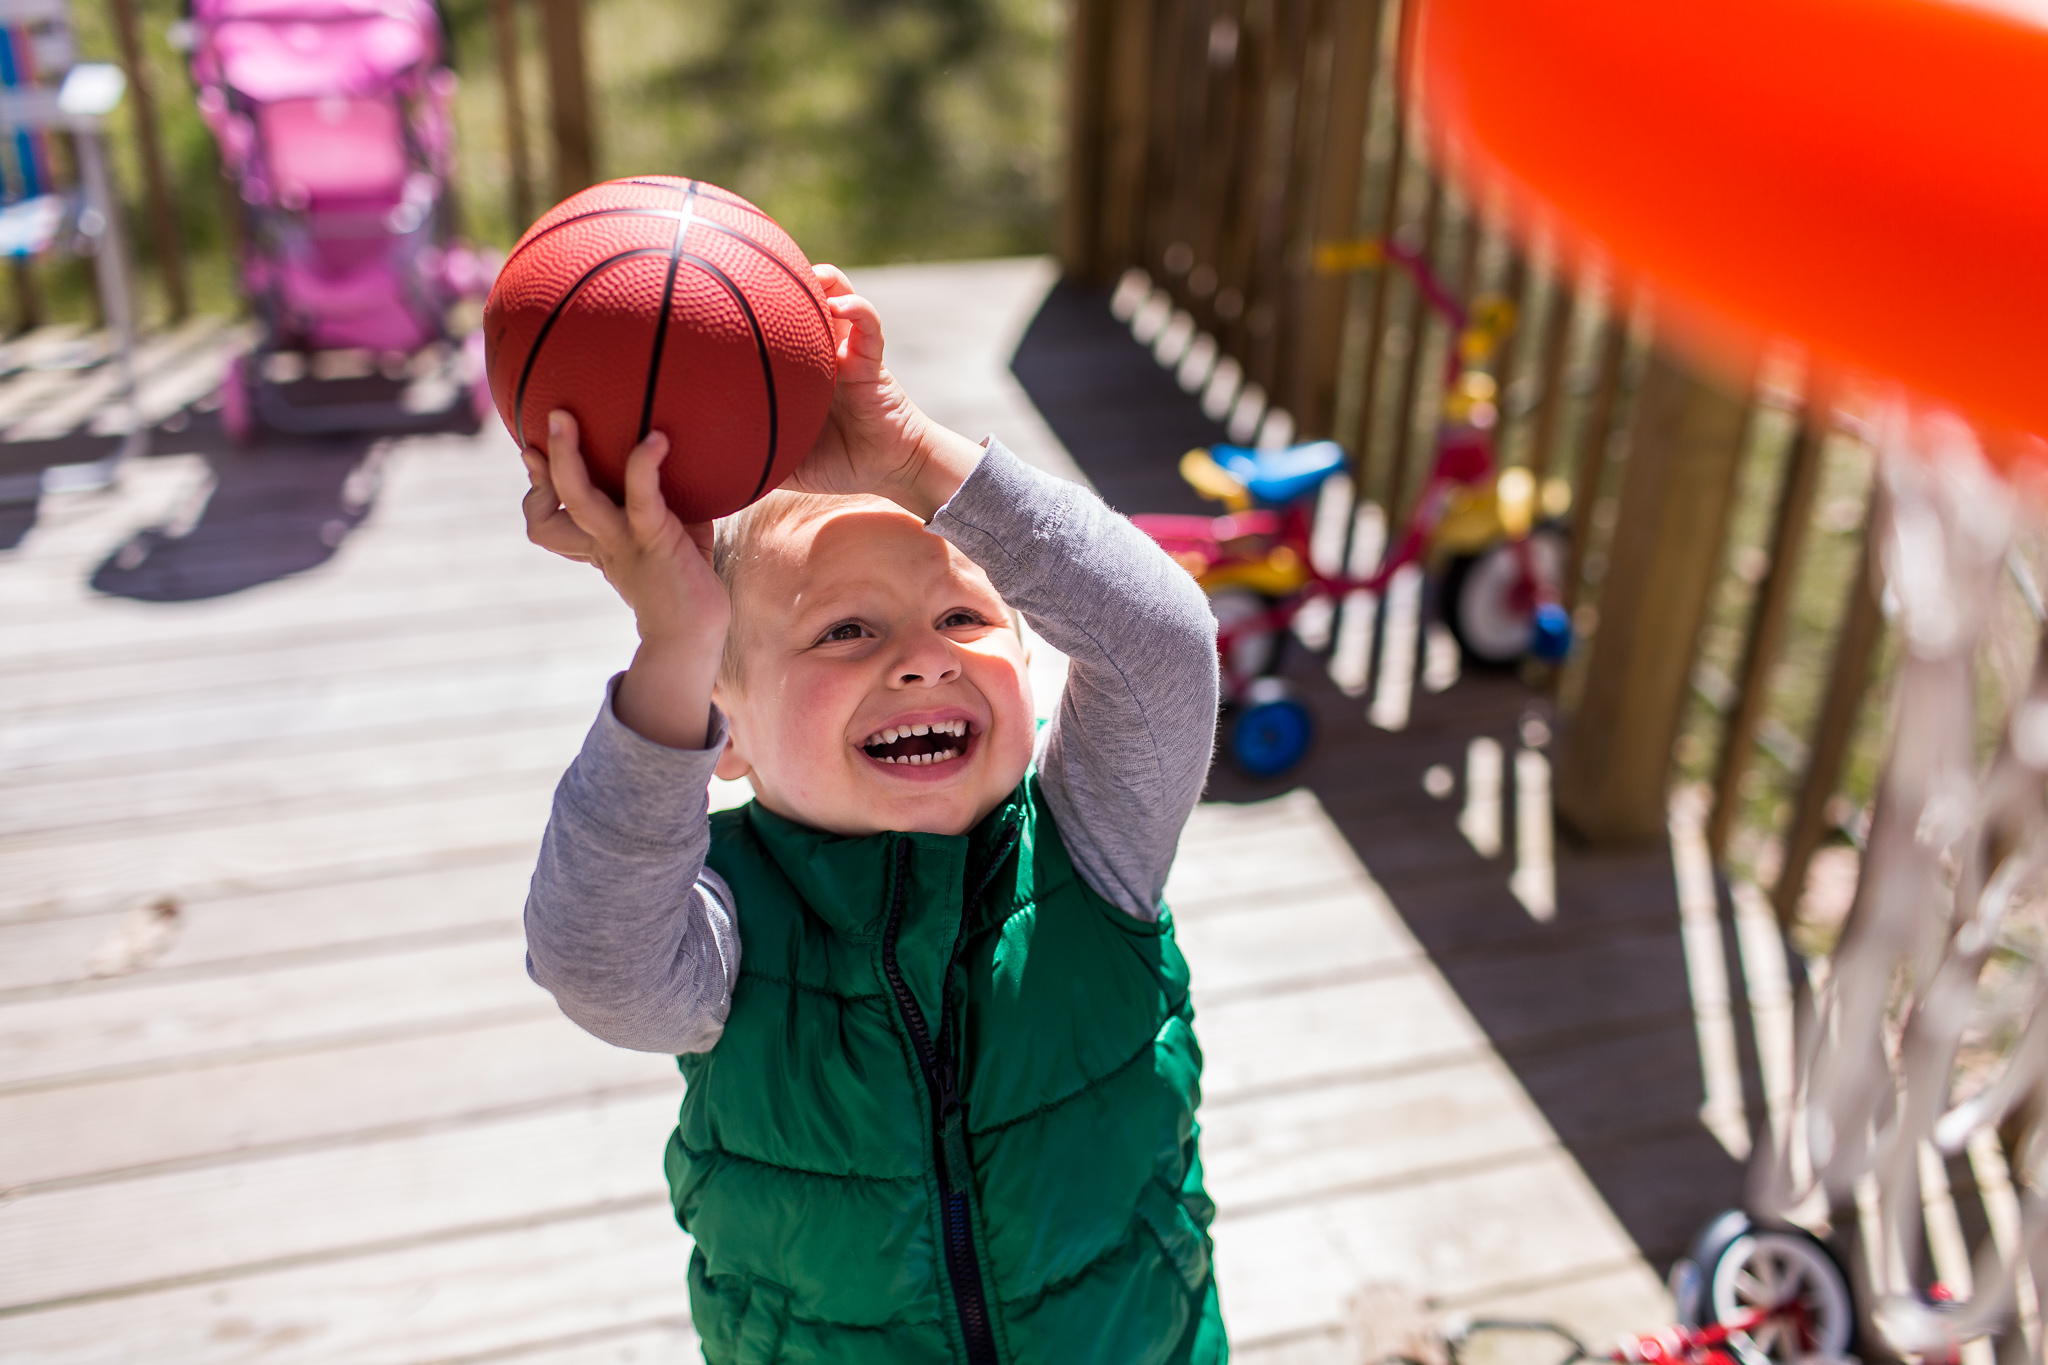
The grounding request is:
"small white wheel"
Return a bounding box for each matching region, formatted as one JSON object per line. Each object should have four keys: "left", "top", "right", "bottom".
{"left": 1209, "top": 587, "right": 1281, "bottom": 690}
{"left": 1690, "top": 1223, "right": 1855, "bottom": 1365}
{"left": 1444, "top": 528, "right": 1567, "bottom": 665}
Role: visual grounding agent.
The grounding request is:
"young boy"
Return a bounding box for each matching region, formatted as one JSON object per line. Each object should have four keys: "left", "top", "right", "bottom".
{"left": 519, "top": 265, "right": 1225, "bottom": 1364}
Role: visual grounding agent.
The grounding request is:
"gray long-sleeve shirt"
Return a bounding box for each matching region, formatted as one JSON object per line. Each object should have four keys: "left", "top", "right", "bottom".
{"left": 525, "top": 439, "right": 1220, "bottom": 1054}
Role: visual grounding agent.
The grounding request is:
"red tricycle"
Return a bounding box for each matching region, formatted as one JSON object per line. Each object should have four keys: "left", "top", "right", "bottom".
{"left": 1134, "top": 240, "right": 1574, "bottom": 778}
{"left": 1372, "top": 1214, "right": 1857, "bottom": 1365}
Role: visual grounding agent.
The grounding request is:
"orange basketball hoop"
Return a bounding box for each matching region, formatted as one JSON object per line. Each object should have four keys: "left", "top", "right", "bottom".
{"left": 1414, "top": 0, "right": 2048, "bottom": 449}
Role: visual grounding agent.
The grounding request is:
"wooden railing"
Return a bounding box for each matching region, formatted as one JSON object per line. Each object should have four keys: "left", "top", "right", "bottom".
{"left": 1061, "top": 0, "right": 1892, "bottom": 932}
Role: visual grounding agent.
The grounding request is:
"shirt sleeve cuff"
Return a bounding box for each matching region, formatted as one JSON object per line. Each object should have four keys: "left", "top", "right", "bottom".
{"left": 558, "top": 673, "right": 731, "bottom": 848}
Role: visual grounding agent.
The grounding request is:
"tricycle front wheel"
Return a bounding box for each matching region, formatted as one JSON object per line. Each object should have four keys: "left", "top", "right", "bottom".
{"left": 1229, "top": 677, "right": 1314, "bottom": 778}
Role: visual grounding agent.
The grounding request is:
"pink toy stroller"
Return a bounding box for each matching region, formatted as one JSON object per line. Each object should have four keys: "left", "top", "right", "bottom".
{"left": 190, "top": 0, "right": 493, "bottom": 440}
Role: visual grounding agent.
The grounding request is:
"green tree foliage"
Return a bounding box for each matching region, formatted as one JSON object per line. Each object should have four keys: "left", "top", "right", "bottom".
{"left": 447, "top": 0, "right": 1063, "bottom": 266}
{"left": 49, "top": 0, "right": 1060, "bottom": 328}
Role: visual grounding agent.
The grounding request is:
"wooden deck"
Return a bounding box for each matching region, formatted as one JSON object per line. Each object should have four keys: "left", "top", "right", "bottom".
{"left": 0, "top": 259, "right": 1772, "bottom": 1363}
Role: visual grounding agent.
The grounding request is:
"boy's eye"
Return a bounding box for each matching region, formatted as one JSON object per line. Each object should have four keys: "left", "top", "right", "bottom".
{"left": 940, "top": 610, "right": 989, "bottom": 630}
{"left": 819, "top": 621, "right": 869, "bottom": 643}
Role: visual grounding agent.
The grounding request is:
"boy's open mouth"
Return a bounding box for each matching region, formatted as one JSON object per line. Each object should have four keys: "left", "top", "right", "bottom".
{"left": 859, "top": 719, "right": 972, "bottom": 767}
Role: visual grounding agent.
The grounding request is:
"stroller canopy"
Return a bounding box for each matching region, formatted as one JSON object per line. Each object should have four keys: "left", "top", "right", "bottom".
{"left": 192, "top": 0, "right": 442, "bottom": 104}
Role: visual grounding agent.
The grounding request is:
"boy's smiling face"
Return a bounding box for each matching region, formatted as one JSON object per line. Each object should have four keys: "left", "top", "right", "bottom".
{"left": 712, "top": 499, "right": 1036, "bottom": 837}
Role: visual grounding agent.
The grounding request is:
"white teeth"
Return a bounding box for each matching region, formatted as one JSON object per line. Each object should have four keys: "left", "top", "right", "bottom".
{"left": 871, "top": 747, "right": 962, "bottom": 767}
{"left": 862, "top": 720, "right": 971, "bottom": 753}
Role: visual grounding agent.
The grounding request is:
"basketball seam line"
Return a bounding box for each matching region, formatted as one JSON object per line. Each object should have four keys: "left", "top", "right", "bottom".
{"left": 639, "top": 182, "right": 698, "bottom": 446}
{"left": 511, "top": 246, "right": 674, "bottom": 451}
{"left": 622, "top": 178, "right": 755, "bottom": 213}
{"left": 500, "top": 207, "right": 831, "bottom": 337}
{"left": 671, "top": 250, "right": 781, "bottom": 505}
{"left": 502, "top": 190, "right": 764, "bottom": 272}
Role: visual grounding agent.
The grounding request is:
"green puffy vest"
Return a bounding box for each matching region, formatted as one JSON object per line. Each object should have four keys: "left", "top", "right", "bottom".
{"left": 666, "top": 776, "right": 1227, "bottom": 1365}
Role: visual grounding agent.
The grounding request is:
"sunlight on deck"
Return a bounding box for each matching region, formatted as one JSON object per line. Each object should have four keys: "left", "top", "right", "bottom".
{"left": 0, "top": 259, "right": 1685, "bottom": 1363}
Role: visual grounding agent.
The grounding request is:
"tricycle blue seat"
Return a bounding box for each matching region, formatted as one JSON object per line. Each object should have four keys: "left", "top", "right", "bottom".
{"left": 1211, "top": 440, "right": 1348, "bottom": 505}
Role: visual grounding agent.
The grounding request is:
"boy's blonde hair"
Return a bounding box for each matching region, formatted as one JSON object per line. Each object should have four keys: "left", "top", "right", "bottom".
{"left": 712, "top": 490, "right": 861, "bottom": 689}
{"left": 711, "top": 491, "right": 1022, "bottom": 691}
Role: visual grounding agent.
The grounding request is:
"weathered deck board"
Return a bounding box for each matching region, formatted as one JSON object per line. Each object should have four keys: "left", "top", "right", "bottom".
{"left": 0, "top": 1206, "right": 697, "bottom": 1365}
{"left": 1, "top": 1091, "right": 681, "bottom": 1309}
{"left": 0, "top": 934, "right": 543, "bottom": 1090}
{"left": 1, "top": 606, "right": 627, "bottom": 712}
{"left": 0, "top": 724, "right": 591, "bottom": 844}
{"left": 0, "top": 856, "right": 537, "bottom": 992}
{"left": 1, "top": 1015, "right": 669, "bottom": 1190}
{"left": 0, "top": 260, "right": 1722, "bottom": 1362}
{"left": 0, "top": 784, "right": 555, "bottom": 918}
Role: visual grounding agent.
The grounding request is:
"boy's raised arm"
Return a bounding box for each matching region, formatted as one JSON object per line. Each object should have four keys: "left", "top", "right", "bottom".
{"left": 518, "top": 411, "right": 741, "bottom": 1053}
{"left": 524, "top": 687, "right": 740, "bottom": 1053}
{"left": 932, "top": 441, "right": 1220, "bottom": 919}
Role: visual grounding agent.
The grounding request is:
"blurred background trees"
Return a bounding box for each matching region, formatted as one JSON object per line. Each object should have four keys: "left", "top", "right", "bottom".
{"left": 66, "top": 0, "right": 1066, "bottom": 327}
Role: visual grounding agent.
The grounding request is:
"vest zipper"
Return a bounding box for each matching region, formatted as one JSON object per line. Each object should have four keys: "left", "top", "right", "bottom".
{"left": 879, "top": 830, "right": 1017, "bottom": 1365}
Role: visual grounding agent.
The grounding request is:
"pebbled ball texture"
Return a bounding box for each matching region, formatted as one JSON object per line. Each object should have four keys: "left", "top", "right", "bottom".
{"left": 483, "top": 177, "right": 837, "bottom": 523}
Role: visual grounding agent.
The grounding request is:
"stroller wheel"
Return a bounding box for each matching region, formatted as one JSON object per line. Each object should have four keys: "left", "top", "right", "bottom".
{"left": 1672, "top": 1211, "right": 1855, "bottom": 1365}
{"left": 1230, "top": 677, "right": 1313, "bottom": 778}
{"left": 221, "top": 354, "right": 257, "bottom": 447}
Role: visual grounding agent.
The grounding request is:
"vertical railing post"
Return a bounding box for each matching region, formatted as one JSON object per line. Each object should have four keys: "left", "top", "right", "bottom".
{"left": 1345, "top": 26, "right": 1407, "bottom": 489}
{"left": 1243, "top": 0, "right": 1314, "bottom": 394}
{"left": 1213, "top": 0, "right": 1273, "bottom": 366}
{"left": 1771, "top": 493, "right": 1886, "bottom": 927}
{"left": 1185, "top": 0, "right": 1246, "bottom": 327}
{"left": 1142, "top": 0, "right": 1196, "bottom": 280}
{"left": 1555, "top": 350, "right": 1750, "bottom": 844}
{"left": 1523, "top": 280, "right": 1575, "bottom": 480}
{"left": 490, "top": 0, "right": 536, "bottom": 232}
{"left": 1159, "top": 0, "right": 1222, "bottom": 308}
{"left": 1486, "top": 252, "right": 1527, "bottom": 395}
{"left": 107, "top": 0, "right": 187, "bottom": 321}
{"left": 1706, "top": 389, "right": 1833, "bottom": 859}
{"left": 1291, "top": 0, "right": 1385, "bottom": 438}
{"left": 1380, "top": 175, "right": 1441, "bottom": 518}
{"left": 1094, "top": 0, "right": 1158, "bottom": 282}
{"left": 538, "top": 0, "right": 595, "bottom": 199}
{"left": 1059, "top": 0, "right": 1113, "bottom": 281}
{"left": 1560, "top": 300, "right": 1629, "bottom": 614}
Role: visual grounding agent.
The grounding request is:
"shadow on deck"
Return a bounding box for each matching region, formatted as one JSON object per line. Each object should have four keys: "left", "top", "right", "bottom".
{"left": 1013, "top": 280, "right": 1752, "bottom": 1272}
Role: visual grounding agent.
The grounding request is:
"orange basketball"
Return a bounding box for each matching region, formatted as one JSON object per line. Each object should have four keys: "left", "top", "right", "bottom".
{"left": 484, "top": 177, "right": 837, "bottom": 522}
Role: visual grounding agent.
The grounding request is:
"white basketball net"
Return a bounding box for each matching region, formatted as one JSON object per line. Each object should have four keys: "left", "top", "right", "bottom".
{"left": 1749, "top": 400, "right": 2048, "bottom": 1360}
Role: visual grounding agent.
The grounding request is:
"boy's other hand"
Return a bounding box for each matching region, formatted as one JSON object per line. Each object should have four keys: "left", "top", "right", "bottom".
{"left": 784, "top": 264, "right": 984, "bottom": 521}
{"left": 522, "top": 411, "right": 726, "bottom": 749}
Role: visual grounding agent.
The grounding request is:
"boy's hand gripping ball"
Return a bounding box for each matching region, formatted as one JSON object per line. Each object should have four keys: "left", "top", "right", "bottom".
{"left": 483, "top": 177, "right": 837, "bottom": 522}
